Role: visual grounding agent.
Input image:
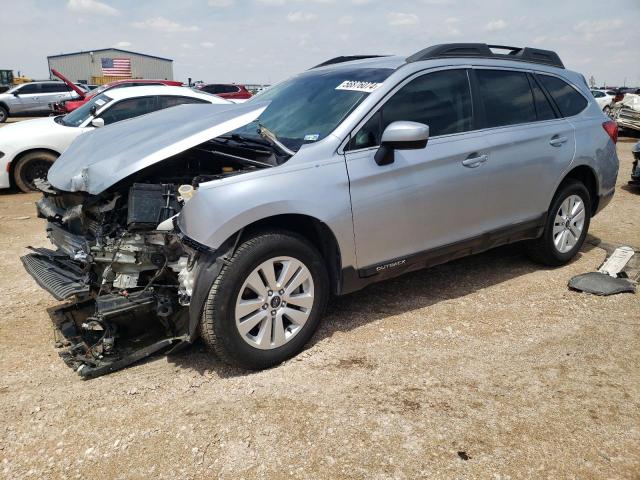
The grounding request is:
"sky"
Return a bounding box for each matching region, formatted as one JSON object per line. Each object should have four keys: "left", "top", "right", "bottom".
{"left": 1, "top": 0, "right": 639, "bottom": 86}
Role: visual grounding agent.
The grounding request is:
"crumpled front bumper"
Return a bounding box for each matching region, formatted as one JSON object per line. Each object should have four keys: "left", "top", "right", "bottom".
{"left": 21, "top": 248, "right": 89, "bottom": 300}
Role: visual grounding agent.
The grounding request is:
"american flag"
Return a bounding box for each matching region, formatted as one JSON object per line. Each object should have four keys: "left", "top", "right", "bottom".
{"left": 101, "top": 57, "right": 131, "bottom": 77}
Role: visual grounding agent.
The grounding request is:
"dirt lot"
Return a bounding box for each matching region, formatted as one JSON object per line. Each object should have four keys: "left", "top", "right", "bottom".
{"left": 0, "top": 132, "right": 638, "bottom": 479}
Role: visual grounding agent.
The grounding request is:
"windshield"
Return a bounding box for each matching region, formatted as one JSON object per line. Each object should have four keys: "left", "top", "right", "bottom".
{"left": 233, "top": 67, "right": 393, "bottom": 152}
{"left": 60, "top": 93, "right": 113, "bottom": 127}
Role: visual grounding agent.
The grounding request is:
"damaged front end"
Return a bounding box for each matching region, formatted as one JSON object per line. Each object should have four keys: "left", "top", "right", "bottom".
{"left": 21, "top": 102, "right": 284, "bottom": 378}
{"left": 23, "top": 184, "right": 191, "bottom": 378}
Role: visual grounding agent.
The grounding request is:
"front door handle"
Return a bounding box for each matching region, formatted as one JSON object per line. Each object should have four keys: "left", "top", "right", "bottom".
{"left": 549, "top": 135, "right": 568, "bottom": 147}
{"left": 462, "top": 153, "right": 488, "bottom": 168}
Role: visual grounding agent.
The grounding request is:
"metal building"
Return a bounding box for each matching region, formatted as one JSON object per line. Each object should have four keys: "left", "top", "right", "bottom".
{"left": 47, "top": 48, "right": 173, "bottom": 85}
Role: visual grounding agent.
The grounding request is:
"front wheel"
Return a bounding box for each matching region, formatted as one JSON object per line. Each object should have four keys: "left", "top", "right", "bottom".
{"left": 526, "top": 179, "right": 591, "bottom": 266}
{"left": 13, "top": 151, "right": 58, "bottom": 192}
{"left": 0, "top": 106, "right": 8, "bottom": 123}
{"left": 200, "top": 231, "right": 329, "bottom": 369}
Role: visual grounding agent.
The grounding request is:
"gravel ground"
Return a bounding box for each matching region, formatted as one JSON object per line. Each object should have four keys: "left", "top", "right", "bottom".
{"left": 0, "top": 134, "right": 638, "bottom": 479}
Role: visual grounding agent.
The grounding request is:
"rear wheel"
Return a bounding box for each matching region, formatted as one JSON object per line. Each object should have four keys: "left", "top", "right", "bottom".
{"left": 526, "top": 179, "right": 591, "bottom": 266}
{"left": 13, "top": 151, "right": 57, "bottom": 192}
{"left": 0, "top": 106, "right": 8, "bottom": 123}
{"left": 200, "top": 231, "right": 329, "bottom": 369}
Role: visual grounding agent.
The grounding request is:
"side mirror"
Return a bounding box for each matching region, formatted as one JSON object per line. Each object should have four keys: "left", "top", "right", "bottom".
{"left": 91, "top": 118, "right": 104, "bottom": 128}
{"left": 12, "top": 92, "right": 19, "bottom": 97}
{"left": 374, "top": 121, "right": 429, "bottom": 166}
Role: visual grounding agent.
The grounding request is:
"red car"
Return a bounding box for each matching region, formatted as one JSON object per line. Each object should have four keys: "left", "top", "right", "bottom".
{"left": 50, "top": 69, "right": 183, "bottom": 113}
{"left": 195, "top": 83, "right": 252, "bottom": 100}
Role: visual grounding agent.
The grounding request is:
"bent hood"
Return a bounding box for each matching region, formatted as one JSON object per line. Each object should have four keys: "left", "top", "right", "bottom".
{"left": 48, "top": 101, "right": 268, "bottom": 194}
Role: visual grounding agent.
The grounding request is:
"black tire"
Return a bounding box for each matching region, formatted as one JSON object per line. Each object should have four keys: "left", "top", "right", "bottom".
{"left": 526, "top": 179, "right": 591, "bottom": 266}
{"left": 200, "top": 230, "right": 329, "bottom": 369}
{"left": 13, "top": 151, "right": 57, "bottom": 193}
{"left": 0, "top": 105, "right": 7, "bottom": 123}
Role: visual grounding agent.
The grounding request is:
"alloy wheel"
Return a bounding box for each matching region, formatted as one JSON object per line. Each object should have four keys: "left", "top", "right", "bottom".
{"left": 552, "top": 194, "right": 585, "bottom": 254}
{"left": 235, "top": 256, "right": 315, "bottom": 350}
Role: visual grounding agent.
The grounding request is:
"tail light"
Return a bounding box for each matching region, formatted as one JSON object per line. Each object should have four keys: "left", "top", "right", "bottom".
{"left": 602, "top": 120, "right": 618, "bottom": 144}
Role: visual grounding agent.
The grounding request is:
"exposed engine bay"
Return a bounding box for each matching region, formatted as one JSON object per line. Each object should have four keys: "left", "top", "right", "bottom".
{"left": 21, "top": 136, "right": 285, "bottom": 378}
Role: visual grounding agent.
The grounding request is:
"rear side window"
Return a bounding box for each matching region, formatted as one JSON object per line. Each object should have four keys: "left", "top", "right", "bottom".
{"left": 157, "top": 96, "right": 208, "bottom": 109}
{"left": 530, "top": 76, "right": 557, "bottom": 121}
{"left": 476, "top": 70, "right": 536, "bottom": 128}
{"left": 19, "top": 83, "right": 40, "bottom": 94}
{"left": 41, "top": 83, "right": 69, "bottom": 93}
{"left": 349, "top": 69, "right": 472, "bottom": 150}
{"left": 537, "top": 75, "right": 588, "bottom": 117}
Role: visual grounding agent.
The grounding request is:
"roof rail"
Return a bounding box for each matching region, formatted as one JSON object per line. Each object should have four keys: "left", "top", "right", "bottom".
{"left": 406, "top": 43, "right": 564, "bottom": 69}
{"left": 310, "top": 55, "right": 388, "bottom": 69}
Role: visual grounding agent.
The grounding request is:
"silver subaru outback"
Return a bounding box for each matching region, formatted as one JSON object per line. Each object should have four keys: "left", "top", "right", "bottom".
{"left": 22, "top": 44, "right": 619, "bottom": 377}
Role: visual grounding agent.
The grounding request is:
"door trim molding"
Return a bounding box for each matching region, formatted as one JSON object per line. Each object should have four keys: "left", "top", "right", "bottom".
{"left": 339, "top": 214, "right": 546, "bottom": 294}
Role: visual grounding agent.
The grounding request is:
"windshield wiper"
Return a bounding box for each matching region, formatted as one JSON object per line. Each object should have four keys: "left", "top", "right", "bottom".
{"left": 219, "top": 133, "right": 271, "bottom": 148}
{"left": 257, "top": 124, "right": 295, "bottom": 156}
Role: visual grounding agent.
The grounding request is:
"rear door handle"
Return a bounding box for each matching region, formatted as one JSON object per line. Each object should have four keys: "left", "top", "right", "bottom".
{"left": 462, "top": 153, "right": 488, "bottom": 168}
{"left": 549, "top": 135, "right": 568, "bottom": 147}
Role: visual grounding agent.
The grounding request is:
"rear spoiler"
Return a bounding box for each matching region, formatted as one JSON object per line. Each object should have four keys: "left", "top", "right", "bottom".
{"left": 51, "top": 68, "right": 86, "bottom": 99}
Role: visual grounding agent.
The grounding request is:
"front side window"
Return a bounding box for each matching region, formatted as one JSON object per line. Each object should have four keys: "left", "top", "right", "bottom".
{"left": 18, "top": 83, "right": 40, "bottom": 94}
{"left": 199, "top": 84, "right": 222, "bottom": 94}
{"left": 537, "top": 75, "right": 588, "bottom": 117}
{"left": 99, "top": 96, "right": 158, "bottom": 125}
{"left": 349, "top": 69, "right": 473, "bottom": 150}
{"left": 476, "top": 69, "right": 537, "bottom": 128}
{"left": 591, "top": 90, "right": 604, "bottom": 98}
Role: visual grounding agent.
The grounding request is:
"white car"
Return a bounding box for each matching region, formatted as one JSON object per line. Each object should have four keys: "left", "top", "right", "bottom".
{"left": 0, "top": 86, "right": 229, "bottom": 192}
{"left": 590, "top": 89, "right": 617, "bottom": 116}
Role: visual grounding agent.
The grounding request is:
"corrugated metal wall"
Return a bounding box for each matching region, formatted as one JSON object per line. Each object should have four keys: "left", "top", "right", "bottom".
{"left": 47, "top": 49, "right": 173, "bottom": 83}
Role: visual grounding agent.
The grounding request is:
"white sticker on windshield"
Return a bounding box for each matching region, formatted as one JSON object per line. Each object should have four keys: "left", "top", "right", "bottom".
{"left": 95, "top": 99, "right": 106, "bottom": 106}
{"left": 335, "top": 80, "right": 383, "bottom": 93}
{"left": 304, "top": 134, "right": 320, "bottom": 141}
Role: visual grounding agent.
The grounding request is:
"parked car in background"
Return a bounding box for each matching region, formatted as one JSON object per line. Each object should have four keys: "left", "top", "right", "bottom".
{"left": 613, "top": 94, "right": 640, "bottom": 133}
{"left": 22, "top": 43, "right": 618, "bottom": 377}
{"left": 51, "top": 78, "right": 183, "bottom": 113}
{"left": 630, "top": 141, "right": 640, "bottom": 187}
{"left": 0, "top": 81, "right": 81, "bottom": 123}
{"left": 0, "top": 86, "right": 228, "bottom": 192}
{"left": 590, "top": 89, "right": 617, "bottom": 116}
{"left": 195, "top": 83, "right": 252, "bottom": 101}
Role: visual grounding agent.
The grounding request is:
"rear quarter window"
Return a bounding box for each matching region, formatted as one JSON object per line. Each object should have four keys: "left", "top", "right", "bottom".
{"left": 537, "top": 75, "right": 588, "bottom": 117}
